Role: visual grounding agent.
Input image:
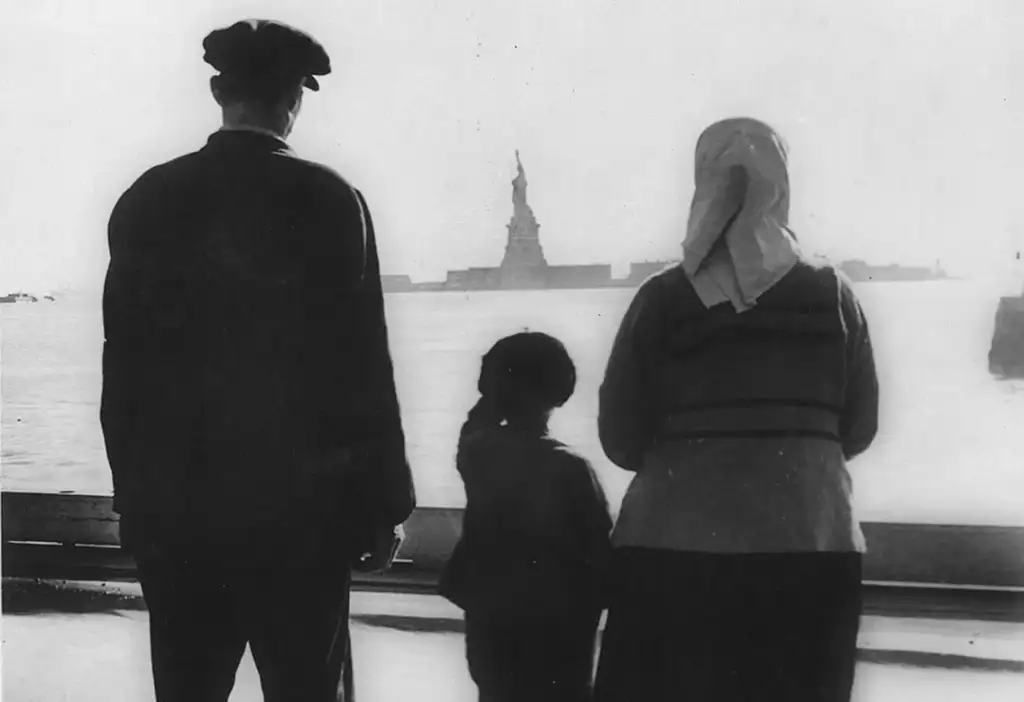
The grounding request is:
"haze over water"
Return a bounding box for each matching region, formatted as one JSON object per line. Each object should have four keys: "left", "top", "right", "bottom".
{"left": 3, "top": 280, "right": 1023, "bottom": 526}
{"left": 2, "top": 0, "right": 1023, "bottom": 528}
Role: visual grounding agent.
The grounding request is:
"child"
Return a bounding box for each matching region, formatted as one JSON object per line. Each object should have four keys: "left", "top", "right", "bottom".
{"left": 440, "top": 331, "right": 613, "bottom": 702}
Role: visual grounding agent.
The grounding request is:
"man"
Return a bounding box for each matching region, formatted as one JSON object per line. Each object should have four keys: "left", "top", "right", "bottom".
{"left": 100, "top": 19, "right": 416, "bottom": 701}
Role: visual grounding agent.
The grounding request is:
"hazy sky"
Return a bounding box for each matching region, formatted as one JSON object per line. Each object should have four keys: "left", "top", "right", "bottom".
{"left": 2, "top": 0, "right": 1023, "bottom": 291}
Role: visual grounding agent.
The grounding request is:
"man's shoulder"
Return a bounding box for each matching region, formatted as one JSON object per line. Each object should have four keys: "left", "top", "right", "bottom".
{"left": 118, "top": 147, "right": 365, "bottom": 222}
{"left": 280, "top": 152, "right": 362, "bottom": 200}
{"left": 284, "top": 152, "right": 350, "bottom": 182}
{"left": 131, "top": 140, "right": 360, "bottom": 194}
{"left": 111, "top": 151, "right": 204, "bottom": 220}
{"left": 127, "top": 152, "right": 199, "bottom": 190}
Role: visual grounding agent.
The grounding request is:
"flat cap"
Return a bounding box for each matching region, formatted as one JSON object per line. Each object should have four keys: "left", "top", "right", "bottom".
{"left": 203, "top": 19, "right": 331, "bottom": 91}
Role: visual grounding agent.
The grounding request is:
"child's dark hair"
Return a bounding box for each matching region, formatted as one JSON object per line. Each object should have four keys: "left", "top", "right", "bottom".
{"left": 461, "top": 332, "right": 576, "bottom": 440}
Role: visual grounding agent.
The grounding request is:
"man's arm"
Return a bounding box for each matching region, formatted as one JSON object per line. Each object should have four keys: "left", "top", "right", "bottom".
{"left": 597, "top": 279, "right": 662, "bottom": 471}
{"left": 349, "top": 189, "right": 417, "bottom": 528}
{"left": 838, "top": 273, "right": 879, "bottom": 461}
{"left": 100, "top": 187, "right": 146, "bottom": 516}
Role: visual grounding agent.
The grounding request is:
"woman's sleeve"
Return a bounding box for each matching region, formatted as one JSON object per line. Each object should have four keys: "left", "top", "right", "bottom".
{"left": 598, "top": 279, "right": 662, "bottom": 471}
{"left": 838, "top": 274, "right": 880, "bottom": 460}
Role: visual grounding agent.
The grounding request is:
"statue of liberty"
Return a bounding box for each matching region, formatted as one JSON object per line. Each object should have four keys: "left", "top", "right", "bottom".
{"left": 512, "top": 149, "right": 528, "bottom": 209}
{"left": 501, "top": 150, "right": 546, "bottom": 270}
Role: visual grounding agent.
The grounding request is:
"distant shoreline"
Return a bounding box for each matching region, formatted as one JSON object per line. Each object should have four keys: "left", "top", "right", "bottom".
{"left": 1, "top": 264, "right": 969, "bottom": 301}
{"left": 381, "top": 260, "right": 956, "bottom": 294}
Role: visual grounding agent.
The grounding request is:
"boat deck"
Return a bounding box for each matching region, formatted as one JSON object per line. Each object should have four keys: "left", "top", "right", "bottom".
{"left": 3, "top": 584, "right": 1023, "bottom": 702}
{"left": 4, "top": 492, "right": 1024, "bottom": 699}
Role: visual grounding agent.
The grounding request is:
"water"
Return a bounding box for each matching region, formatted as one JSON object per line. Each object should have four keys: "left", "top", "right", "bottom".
{"left": 2, "top": 281, "right": 1023, "bottom": 525}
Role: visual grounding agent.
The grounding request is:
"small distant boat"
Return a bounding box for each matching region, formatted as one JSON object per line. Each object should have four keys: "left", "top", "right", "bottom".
{"left": 0, "top": 292, "right": 38, "bottom": 304}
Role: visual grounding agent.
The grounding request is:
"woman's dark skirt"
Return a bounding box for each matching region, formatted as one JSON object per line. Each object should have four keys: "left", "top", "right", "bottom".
{"left": 593, "top": 548, "right": 862, "bottom": 702}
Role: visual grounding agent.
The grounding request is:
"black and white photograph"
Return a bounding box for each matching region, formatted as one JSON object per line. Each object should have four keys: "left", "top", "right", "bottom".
{"left": 1, "top": 1, "right": 1023, "bottom": 700}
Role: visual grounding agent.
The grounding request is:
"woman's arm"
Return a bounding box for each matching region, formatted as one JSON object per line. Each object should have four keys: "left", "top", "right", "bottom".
{"left": 838, "top": 274, "right": 880, "bottom": 460}
{"left": 598, "top": 279, "right": 663, "bottom": 471}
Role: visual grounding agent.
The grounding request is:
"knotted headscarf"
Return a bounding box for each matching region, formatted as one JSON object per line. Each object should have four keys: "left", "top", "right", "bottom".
{"left": 681, "top": 118, "right": 801, "bottom": 312}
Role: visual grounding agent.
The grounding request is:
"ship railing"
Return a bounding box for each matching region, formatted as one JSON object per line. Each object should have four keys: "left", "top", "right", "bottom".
{"left": 2, "top": 491, "right": 1023, "bottom": 621}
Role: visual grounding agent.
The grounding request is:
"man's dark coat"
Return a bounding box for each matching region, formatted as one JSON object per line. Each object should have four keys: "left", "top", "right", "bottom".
{"left": 101, "top": 130, "right": 416, "bottom": 567}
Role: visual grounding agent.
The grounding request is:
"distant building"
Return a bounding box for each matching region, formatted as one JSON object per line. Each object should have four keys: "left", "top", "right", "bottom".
{"left": 547, "top": 264, "right": 613, "bottom": 288}
{"left": 381, "top": 274, "right": 414, "bottom": 292}
{"left": 444, "top": 267, "right": 504, "bottom": 290}
{"left": 837, "top": 259, "right": 949, "bottom": 282}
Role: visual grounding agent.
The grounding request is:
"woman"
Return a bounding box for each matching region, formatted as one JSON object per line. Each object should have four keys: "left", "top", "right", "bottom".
{"left": 592, "top": 118, "right": 879, "bottom": 702}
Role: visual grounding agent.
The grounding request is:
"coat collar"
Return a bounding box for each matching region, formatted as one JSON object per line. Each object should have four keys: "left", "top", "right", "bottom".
{"left": 205, "top": 128, "right": 296, "bottom": 156}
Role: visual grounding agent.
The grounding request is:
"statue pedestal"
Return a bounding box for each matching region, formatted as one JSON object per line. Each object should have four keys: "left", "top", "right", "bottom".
{"left": 501, "top": 235, "right": 546, "bottom": 268}
{"left": 989, "top": 296, "right": 1024, "bottom": 378}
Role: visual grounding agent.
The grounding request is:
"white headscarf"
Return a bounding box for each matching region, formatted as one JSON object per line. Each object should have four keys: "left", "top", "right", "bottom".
{"left": 681, "top": 118, "right": 801, "bottom": 313}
